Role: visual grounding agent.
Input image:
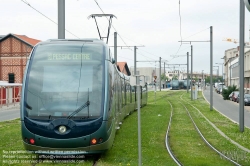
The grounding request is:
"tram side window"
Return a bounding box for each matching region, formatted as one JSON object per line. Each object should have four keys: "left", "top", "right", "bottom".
{"left": 130, "top": 85, "right": 132, "bottom": 103}
{"left": 108, "top": 72, "right": 112, "bottom": 112}
{"left": 121, "top": 80, "right": 125, "bottom": 107}
{"left": 126, "top": 84, "right": 129, "bottom": 104}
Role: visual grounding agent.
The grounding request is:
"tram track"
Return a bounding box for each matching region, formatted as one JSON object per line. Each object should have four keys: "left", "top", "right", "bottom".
{"left": 165, "top": 92, "right": 242, "bottom": 165}
{"left": 165, "top": 100, "right": 183, "bottom": 166}
{"left": 179, "top": 93, "right": 250, "bottom": 154}
{"left": 179, "top": 102, "right": 241, "bottom": 166}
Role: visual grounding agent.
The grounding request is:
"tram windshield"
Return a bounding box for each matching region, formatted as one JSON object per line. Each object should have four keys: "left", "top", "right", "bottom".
{"left": 172, "top": 80, "right": 179, "bottom": 86}
{"left": 24, "top": 42, "right": 105, "bottom": 121}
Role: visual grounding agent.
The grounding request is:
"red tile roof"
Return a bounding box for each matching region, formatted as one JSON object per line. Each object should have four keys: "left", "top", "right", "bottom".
{"left": 13, "top": 34, "right": 41, "bottom": 46}
{"left": 117, "top": 62, "right": 131, "bottom": 76}
{"left": 117, "top": 62, "right": 126, "bottom": 72}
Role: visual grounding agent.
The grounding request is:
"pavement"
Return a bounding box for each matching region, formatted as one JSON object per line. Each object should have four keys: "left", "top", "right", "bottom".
{"left": 0, "top": 104, "right": 20, "bottom": 122}
{"left": 202, "top": 86, "right": 250, "bottom": 128}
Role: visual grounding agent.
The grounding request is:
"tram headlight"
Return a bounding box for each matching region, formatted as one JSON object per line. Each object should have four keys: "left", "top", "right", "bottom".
{"left": 58, "top": 126, "right": 67, "bottom": 134}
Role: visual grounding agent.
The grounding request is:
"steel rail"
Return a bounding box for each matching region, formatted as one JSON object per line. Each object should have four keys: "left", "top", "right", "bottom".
{"left": 165, "top": 100, "right": 183, "bottom": 166}
{"left": 180, "top": 102, "right": 241, "bottom": 166}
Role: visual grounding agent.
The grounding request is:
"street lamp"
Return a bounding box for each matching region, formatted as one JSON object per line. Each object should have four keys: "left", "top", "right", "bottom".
{"left": 216, "top": 63, "right": 224, "bottom": 83}
{"left": 213, "top": 66, "right": 219, "bottom": 79}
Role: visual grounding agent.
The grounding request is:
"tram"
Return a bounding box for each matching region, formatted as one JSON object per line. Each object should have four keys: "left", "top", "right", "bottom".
{"left": 21, "top": 39, "right": 147, "bottom": 155}
{"left": 171, "top": 80, "right": 180, "bottom": 90}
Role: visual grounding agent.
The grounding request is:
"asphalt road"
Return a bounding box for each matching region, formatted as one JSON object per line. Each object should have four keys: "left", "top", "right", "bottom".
{"left": 203, "top": 86, "right": 250, "bottom": 128}
{"left": 0, "top": 105, "right": 20, "bottom": 122}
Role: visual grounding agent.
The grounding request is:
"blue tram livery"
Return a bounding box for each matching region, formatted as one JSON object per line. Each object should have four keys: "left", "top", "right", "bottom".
{"left": 21, "top": 39, "right": 147, "bottom": 155}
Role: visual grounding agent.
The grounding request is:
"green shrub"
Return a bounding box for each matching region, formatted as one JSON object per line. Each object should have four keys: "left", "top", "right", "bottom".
{"left": 222, "top": 85, "right": 237, "bottom": 100}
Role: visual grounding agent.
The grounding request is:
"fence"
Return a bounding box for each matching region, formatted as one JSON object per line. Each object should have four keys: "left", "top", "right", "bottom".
{"left": 0, "top": 81, "right": 22, "bottom": 108}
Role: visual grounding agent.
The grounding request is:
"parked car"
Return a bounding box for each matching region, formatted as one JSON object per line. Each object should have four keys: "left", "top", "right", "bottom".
{"left": 220, "top": 86, "right": 227, "bottom": 94}
{"left": 215, "top": 85, "right": 222, "bottom": 93}
{"left": 244, "top": 94, "right": 250, "bottom": 106}
{"left": 229, "top": 91, "right": 235, "bottom": 100}
{"left": 236, "top": 94, "right": 240, "bottom": 103}
{"left": 215, "top": 83, "right": 224, "bottom": 94}
{"left": 231, "top": 91, "right": 239, "bottom": 102}
{"left": 237, "top": 94, "right": 250, "bottom": 105}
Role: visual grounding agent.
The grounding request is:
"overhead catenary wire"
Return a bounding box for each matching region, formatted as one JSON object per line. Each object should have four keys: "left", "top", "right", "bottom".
{"left": 21, "top": 0, "right": 80, "bottom": 39}
{"left": 178, "top": 0, "right": 183, "bottom": 43}
{"left": 173, "top": 0, "right": 183, "bottom": 57}
{"left": 93, "top": 0, "right": 160, "bottom": 63}
{"left": 182, "top": 27, "right": 210, "bottom": 41}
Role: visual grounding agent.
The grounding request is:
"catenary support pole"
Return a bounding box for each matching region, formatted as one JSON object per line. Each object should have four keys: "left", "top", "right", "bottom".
{"left": 210, "top": 26, "right": 213, "bottom": 111}
{"left": 239, "top": 0, "right": 245, "bottom": 132}
{"left": 191, "top": 45, "right": 193, "bottom": 100}
{"left": 58, "top": 0, "right": 65, "bottom": 39}
{"left": 159, "top": 57, "right": 161, "bottom": 91}
{"left": 114, "top": 32, "right": 117, "bottom": 65}
{"left": 187, "top": 52, "right": 189, "bottom": 93}
{"left": 164, "top": 62, "right": 165, "bottom": 89}
{"left": 136, "top": 76, "right": 141, "bottom": 166}
{"left": 134, "top": 46, "right": 137, "bottom": 77}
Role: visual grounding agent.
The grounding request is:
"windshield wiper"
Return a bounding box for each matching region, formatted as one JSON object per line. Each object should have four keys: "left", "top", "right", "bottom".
{"left": 67, "top": 100, "right": 90, "bottom": 119}
{"left": 25, "top": 102, "right": 32, "bottom": 110}
{"left": 68, "top": 89, "right": 90, "bottom": 119}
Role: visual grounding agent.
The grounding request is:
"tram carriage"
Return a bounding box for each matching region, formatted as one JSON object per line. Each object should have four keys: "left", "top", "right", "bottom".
{"left": 171, "top": 80, "right": 180, "bottom": 90}
{"left": 21, "top": 39, "right": 147, "bottom": 155}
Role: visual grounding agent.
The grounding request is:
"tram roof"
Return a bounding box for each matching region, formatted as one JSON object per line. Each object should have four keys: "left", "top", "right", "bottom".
{"left": 45, "top": 39, "right": 102, "bottom": 43}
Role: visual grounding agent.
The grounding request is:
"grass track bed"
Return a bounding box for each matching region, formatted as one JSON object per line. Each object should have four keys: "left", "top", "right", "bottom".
{"left": 179, "top": 91, "right": 250, "bottom": 165}
{"left": 99, "top": 92, "right": 176, "bottom": 166}
{"left": 167, "top": 94, "right": 234, "bottom": 166}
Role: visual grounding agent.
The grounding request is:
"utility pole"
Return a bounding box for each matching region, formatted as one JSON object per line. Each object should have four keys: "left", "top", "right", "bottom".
{"left": 114, "top": 32, "right": 117, "bottom": 65}
{"left": 213, "top": 66, "right": 219, "bottom": 79}
{"left": 178, "top": 27, "right": 213, "bottom": 106}
{"left": 134, "top": 46, "right": 137, "bottom": 77}
{"left": 170, "top": 53, "right": 190, "bottom": 93}
{"left": 159, "top": 57, "right": 161, "bottom": 91}
{"left": 187, "top": 52, "right": 189, "bottom": 93}
{"left": 191, "top": 45, "right": 193, "bottom": 100}
{"left": 58, "top": 0, "right": 65, "bottom": 39}
{"left": 216, "top": 63, "right": 224, "bottom": 82}
{"left": 164, "top": 62, "right": 166, "bottom": 89}
{"left": 239, "top": 0, "right": 245, "bottom": 132}
{"left": 210, "top": 26, "right": 213, "bottom": 111}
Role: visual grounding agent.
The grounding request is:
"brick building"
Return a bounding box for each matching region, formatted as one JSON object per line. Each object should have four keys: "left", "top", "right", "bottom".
{"left": 0, "top": 33, "right": 40, "bottom": 83}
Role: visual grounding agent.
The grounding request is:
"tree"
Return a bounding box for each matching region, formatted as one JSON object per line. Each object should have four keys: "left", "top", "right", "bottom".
{"left": 172, "top": 75, "right": 178, "bottom": 80}
{"left": 205, "top": 76, "right": 223, "bottom": 84}
{"left": 166, "top": 76, "right": 169, "bottom": 82}
{"left": 194, "top": 76, "right": 198, "bottom": 82}
{"left": 160, "top": 74, "right": 167, "bottom": 81}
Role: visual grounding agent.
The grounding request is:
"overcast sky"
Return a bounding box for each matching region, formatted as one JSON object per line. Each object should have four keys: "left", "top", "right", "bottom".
{"left": 1, "top": 0, "right": 250, "bottom": 75}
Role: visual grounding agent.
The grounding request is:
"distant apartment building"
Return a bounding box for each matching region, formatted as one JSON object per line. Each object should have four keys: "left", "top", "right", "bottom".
{"left": 129, "top": 67, "right": 158, "bottom": 84}
{"left": 129, "top": 67, "right": 208, "bottom": 85}
{"left": 223, "top": 46, "right": 250, "bottom": 93}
